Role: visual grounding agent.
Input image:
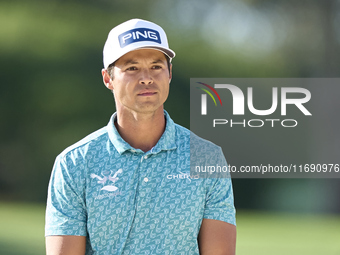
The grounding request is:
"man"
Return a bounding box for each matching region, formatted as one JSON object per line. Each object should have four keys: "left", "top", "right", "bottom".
{"left": 45, "top": 19, "right": 236, "bottom": 255}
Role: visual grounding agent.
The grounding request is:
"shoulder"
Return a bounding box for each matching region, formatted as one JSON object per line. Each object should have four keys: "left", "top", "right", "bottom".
{"left": 57, "top": 126, "right": 109, "bottom": 163}
{"left": 173, "top": 123, "right": 229, "bottom": 178}
{"left": 174, "top": 123, "right": 222, "bottom": 153}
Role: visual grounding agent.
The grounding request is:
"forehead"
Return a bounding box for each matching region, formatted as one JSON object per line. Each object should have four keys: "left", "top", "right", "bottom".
{"left": 115, "top": 49, "right": 167, "bottom": 66}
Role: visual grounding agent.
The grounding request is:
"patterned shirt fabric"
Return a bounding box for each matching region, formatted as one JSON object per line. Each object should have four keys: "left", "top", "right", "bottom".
{"left": 45, "top": 110, "right": 236, "bottom": 255}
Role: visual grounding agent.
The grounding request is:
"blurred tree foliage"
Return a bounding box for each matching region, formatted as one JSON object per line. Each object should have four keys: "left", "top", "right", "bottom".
{"left": 0, "top": 0, "right": 339, "bottom": 213}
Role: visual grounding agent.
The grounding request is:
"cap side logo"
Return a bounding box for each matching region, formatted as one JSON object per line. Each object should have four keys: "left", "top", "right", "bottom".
{"left": 118, "top": 28, "right": 161, "bottom": 48}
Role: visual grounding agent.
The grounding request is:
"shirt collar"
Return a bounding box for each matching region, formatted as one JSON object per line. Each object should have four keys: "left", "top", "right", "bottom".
{"left": 107, "top": 110, "right": 177, "bottom": 155}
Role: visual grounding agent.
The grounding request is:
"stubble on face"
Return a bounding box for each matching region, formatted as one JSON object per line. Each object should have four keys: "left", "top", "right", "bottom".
{"left": 110, "top": 49, "right": 172, "bottom": 116}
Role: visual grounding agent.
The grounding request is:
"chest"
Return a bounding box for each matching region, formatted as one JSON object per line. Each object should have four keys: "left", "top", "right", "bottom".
{"left": 85, "top": 152, "right": 206, "bottom": 236}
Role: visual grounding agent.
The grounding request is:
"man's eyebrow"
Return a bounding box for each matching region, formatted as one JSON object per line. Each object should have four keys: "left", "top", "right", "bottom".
{"left": 122, "top": 58, "right": 165, "bottom": 66}
{"left": 152, "top": 59, "right": 165, "bottom": 64}
{"left": 122, "top": 59, "right": 138, "bottom": 66}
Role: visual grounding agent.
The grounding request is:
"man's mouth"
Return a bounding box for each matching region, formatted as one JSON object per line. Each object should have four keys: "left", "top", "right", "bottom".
{"left": 138, "top": 91, "right": 157, "bottom": 96}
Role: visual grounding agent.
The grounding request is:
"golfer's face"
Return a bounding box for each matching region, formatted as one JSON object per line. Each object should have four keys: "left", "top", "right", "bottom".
{"left": 111, "top": 49, "right": 172, "bottom": 114}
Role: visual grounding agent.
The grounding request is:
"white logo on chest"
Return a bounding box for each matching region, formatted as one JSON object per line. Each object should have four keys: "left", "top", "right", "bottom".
{"left": 91, "top": 168, "right": 123, "bottom": 192}
{"left": 166, "top": 171, "right": 199, "bottom": 183}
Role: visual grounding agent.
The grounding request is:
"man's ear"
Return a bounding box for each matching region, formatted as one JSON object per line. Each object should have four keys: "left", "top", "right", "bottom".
{"left": 101, "top": 69, "right": 113, "bottom": 90}
{"left": 169, "top": 64, "right": 173, "bottom": 83}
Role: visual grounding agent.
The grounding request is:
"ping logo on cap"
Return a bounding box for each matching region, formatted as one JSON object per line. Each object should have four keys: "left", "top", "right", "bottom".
{"left": 118, "top": 28, "right": 161, "bottom": 48}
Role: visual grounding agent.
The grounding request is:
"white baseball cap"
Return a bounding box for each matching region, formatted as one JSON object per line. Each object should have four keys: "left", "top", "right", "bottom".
{"left": 103, "top": 18, "right": 176, "bottom": 69}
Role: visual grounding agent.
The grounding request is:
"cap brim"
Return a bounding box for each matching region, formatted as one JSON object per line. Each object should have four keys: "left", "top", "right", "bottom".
{"left": 104, "top": 46, "right": 176, "bottom": 69}
{"left": 135, "top": 46, "right": 175, "bottom": 60}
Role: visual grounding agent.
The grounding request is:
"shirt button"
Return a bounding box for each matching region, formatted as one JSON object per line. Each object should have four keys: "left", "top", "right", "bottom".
{"left": 143, "top": 177, "right": 149, "bottom": 182}
{"left": 144, "top": 155, "right": 148, "bottom": 159}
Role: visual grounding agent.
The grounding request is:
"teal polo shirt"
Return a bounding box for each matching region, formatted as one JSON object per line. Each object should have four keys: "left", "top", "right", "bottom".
{"left": 45, "top": 111, "right": 236, "bottom": 255}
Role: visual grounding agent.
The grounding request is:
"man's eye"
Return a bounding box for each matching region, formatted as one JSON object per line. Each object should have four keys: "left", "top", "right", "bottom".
{"left": 152, "top": 65, "right": 162, "bottom": 69}
{"left": 127, "top": 67, "right": 137, "bottom": 71}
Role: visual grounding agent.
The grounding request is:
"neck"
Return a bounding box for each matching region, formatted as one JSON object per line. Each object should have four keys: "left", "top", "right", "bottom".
{"left": 115, "top": 107, "right": 166, "bottom": 152}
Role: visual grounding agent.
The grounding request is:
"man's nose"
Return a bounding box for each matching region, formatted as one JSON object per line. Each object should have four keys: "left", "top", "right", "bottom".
{"left": 139, "top": 69, "right": 153, "bottom": 85}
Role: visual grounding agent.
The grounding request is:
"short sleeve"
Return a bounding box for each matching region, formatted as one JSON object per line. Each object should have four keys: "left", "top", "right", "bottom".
{"left": 203, "top": 178, "right": 236, "bottom": 226}
{"left": 45, "top": 154, "right": 87, "bottom": 236}
{"left": 203, "top": 148, "right": 236, "bottom": 226}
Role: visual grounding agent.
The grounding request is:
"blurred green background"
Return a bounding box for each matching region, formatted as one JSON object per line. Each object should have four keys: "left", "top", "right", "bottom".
{"left": 0, "top": 0, "right": 339, "bottom": 254}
